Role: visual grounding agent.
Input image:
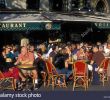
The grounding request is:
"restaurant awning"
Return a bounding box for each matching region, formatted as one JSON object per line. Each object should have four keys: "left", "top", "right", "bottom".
{"left": 43, "top": 12, "right": 110, "bottom": 29}
{"left": 0, "top": 13, "right": 61, "bottom": 31}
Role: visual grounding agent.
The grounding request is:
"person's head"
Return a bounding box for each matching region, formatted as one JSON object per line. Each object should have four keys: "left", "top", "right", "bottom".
{"left": 97, "top": 41, "right": 101, "bottom": 46}
{"left": 39, "top": 43, "right": 46, "bottom": 53}
{"left": 71, "top": 44, "right": 76, "bottom": 50}
{"left": 37, "top": 48, "right": 43, "bottom": 56}
{"left": 61, "top": 47, "right": 68, "bottom": 54}
{"left": 5, "top": 46, "right": 11, "bottom": 54}
{"left": 52, "top": 45, "right": 56, "bottom": 51}
{"left": 76, "top": 44, "right": 80, "bottom": 49}
{"left": 12, "top": 45, "right": 19, "bottom": 52}
{"left": 92, "top": 45, "right": 99, "bottom": 53}
{"left": 99, "top": 46, "right": 104, "bottom": 52}
{"left": 29, "top": 45, "right": 35, "bottom": 52}
{"left": 1, "top": 48, "right": 6, "bottom": 56}
{"left": 79, "top": 47, "right": 85, "bottom": 53}
{"left": 21, "top": 47, "right": 28, "bottom": 55}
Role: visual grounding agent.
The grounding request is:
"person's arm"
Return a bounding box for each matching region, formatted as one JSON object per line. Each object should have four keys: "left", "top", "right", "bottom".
{"left": 90, "top": 54, "right": 94, "bottom": 65}
{"left": 65, "top": 60, "right": 69, "bottom": 68}
{"left": 14, "top": 54, "right": 21, "bottom": 65}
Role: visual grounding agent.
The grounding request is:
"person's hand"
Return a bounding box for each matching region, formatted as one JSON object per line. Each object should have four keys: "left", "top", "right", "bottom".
{"left": 14, "top": 62, "right": 18, "bottom": 65}
{"left": 95, "top": 67, "right": 100, "bottom": 72}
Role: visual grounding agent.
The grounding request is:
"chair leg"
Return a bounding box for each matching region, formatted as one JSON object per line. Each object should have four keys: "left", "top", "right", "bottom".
{"left": 12, "top": 78, "right": 15, "bottom": 91}
{"left": 63, "top": 81, "right": 67, "bottom": 88}
{"left": 14, "top": 79, "right": 16, "bottom": 90}
{"left": 84, "top": 81, "right": 87, "bottom": 91}
{"left": 41, "top": 72, "right": 47, "bottom": 87}
{"left": 47, "top": 77, "right": 50, "bottom": 87}
{"left": 87, "top": 80, "right": 89, "bottom": 88}
{"left": 57, "top": 78, "right": 61, "bottom": 87}
{"left": 102, "top": 74, "right": 104, "bottom": 86}
{"left": 43, "top": 75, "right": 47, "bottom": 87}
{"left": 33, "top": 79, "right": 35, "bottom": 89}
{"left": 44, "top": 81, "right": 46, "bottom": 87}
{"left": 73, "top": 78, "right": 76, "bottom": 91}
{"left": 62, "top": 76, "right": 67, "bottom": 88}
{"left": 52, "top": 77, "right": 54, "bottom": 90}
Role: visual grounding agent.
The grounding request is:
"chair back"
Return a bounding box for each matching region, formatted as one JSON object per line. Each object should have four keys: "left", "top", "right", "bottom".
{"left": 100, "top": 58, "right": 109, "bottom": 70}
{"left": 103, "top": 58, "right": 109, "bottom": 70}
{"left": 0, "top": 71, "right": 4, "bottom": 79}
{"left": 73, "top": 61, "right": 87, "bottom": 76}
{"left": 45, "top": 60, "right": 57, "bottom": 75}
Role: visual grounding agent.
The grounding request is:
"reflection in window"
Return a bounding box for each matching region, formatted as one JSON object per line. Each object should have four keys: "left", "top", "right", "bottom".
{"left": 71, "top": 0, "right": 91, "bottom": 10}
{"left": 83, "top": 0, "right": 91, "bottom": 9}
{"left": 96, "top": 0, "right": 105, "bottom": 13}
{"left": 26, "top": 0, "right": 40, "bottom": 10}
{"left": 49, "top": 0, "right": 63, "bottom": 11}
{"left": 0, "top": 0, "right": 6, "bottom": 9}
{"left": 71, "top": 0, "right": 80, "bottom": 8}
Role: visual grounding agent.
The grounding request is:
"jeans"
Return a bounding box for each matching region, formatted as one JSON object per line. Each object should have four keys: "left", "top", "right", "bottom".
{"left": 92, "top": 63, "right": 100, "bottom": 85}
{"left": 56, "top": 68, "right": 72, "bottom": 80}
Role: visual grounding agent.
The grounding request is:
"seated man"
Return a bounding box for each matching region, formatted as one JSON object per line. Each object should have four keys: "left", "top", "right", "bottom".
{"left": 90, "top": 45, "right": 105, "bottom": 85}
{"left": 15, "top": 47, "right": 38, "bottom": 90}
{"left": 33, "top": 49, "right": 47, "bottom": 84}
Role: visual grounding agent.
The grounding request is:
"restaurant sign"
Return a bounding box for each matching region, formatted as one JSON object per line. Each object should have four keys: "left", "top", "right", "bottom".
{"left": 94, "top": 22, "right": 110, "bottom": 29}
{"left": 0, "top": 22, "right": 61, "bottom": 31}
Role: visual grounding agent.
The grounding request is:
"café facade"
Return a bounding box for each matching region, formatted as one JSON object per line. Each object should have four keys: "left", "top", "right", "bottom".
{"left": 1, "top": 0, "right": 110, "bottom": 44}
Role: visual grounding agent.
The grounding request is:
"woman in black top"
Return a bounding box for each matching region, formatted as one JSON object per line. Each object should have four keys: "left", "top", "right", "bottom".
{"left": 53, "top": 48, "right": 72, "bottom": 80}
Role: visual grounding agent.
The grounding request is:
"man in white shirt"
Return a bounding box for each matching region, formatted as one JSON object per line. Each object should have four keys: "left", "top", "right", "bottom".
{"left": 103, "top": 43, "right": 110, "bottom": 56}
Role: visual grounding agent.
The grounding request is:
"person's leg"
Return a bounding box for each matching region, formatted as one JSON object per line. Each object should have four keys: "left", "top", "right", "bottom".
{"left": 19, "top": 69, "right": 26, "bottom": 82}
{"left": 56, "top": 68, "right": 62, "bottom": 74}
{"left": 12, "top": 67, "right": 19, "bottom": 80}
{"left": 92, "top": 63, "right": 100, "bottom": 84}
{"left": 32, "top": 70, "right": 38, "bottom": 81}
{"left": 11, "top": 67, "right": 19, "bottom": 89}
{"left": 32, "top": 69, "right": 39, "bottom": 90}
{"left": 65, "top": 68, "right": 72, "bottom": 79}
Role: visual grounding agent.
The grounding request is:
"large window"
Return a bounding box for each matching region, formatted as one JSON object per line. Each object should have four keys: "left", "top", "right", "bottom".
{"left": 71, "top": 0, "right": 80, "bottom": 9}
{"left": 0, "top": 0, "right": 40, "bottom": 10}
{"left": 96, "top": 0, "right": 106, "bottom": 13}
{"left": 26, "top": 0, "right": 40, "bottom": 10}
{"left": 49, "top": 0, "right": 63, "bottom": 11}
{"left": 71, "top": 0, "right": 91, "bottom": 11}
{"left": 0, "top": 0, "right": 6, "bottom": 9}
{"left": 83, "top": 0, "right": 91, "bottom": 9}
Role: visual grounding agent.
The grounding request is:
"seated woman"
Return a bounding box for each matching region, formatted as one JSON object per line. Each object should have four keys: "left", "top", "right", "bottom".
{"left": 15, "top": 46, "right": 38, "bottom": 90}
{"left": 53, "top": 47, "right": 72, "bottom": 81}
{"left": 76, "top": 47, "right": 87, "bottom": 60}
{"left": 0, "top": 48, "right": 19, "bottom": 89}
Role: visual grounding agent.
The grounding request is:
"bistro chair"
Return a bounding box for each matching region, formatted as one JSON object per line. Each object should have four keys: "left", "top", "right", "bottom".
{"left": 45, "top": 59, "right": 67, "bottom": 90}
{"left": 98, "top": 58, "right": 109, "bottom": 86}
{"left": 0, "top": 71, "right": 15, "bottom": 90}
{"left": 73, "top": 61, "right": 88, "bottom": 91}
